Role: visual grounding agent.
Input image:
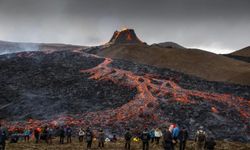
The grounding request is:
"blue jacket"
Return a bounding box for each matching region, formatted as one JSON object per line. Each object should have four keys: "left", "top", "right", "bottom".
{"left": 172, "top": 127, "right": 180, "bottom": 138}
{"left": 149, "top": 130, "right": 155, "bottom": 138}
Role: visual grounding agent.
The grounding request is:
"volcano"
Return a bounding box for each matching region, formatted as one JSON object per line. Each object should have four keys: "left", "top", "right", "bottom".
{"left": 108, "top": 28, "right": 145, "bottom": 45}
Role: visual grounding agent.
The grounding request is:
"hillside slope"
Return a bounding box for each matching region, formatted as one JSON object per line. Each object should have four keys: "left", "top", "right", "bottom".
{"left": 230, "top": 46, "right": 250, "bottom": 57}
{"left": 224, "top": 46, "right": 250, "bottom": 63}
{"left": 90, "top": 44, "right": 250, "bottom": 85}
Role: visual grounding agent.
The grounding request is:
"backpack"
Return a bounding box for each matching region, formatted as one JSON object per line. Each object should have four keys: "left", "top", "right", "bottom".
{"left": 79, "top": 130, "right": 85, "bottom": 136}
{"left": 67, "top": 128, "right": 72, "bottom": 135}
{"left": 125, "top": 132, "right": 132, "bottom": 140}
{"left": 86, "top": 132, "right": 92, "bottom": 141}
{"left": 142, "top": 132, "right": 149, "bottom": 141}
{"left": 197, "top": 130, "right": 206, "bottom": 142}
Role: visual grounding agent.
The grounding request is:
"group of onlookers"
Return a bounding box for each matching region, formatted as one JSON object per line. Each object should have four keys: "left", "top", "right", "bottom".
{"left": 0, "top": 123, "right": 217, "bottom": 150}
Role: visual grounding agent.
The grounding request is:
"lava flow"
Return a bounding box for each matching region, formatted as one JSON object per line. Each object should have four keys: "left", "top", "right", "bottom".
{"left": 1, "top": 56, "right": 249, "bottom": 135}
{"left": 78, "top": 58, "right": 250, "bottom": 126}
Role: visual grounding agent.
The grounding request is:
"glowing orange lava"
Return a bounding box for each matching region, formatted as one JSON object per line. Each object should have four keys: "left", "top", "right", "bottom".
{"left": 2, "top": 57, "right": 249, "bottom": 130}
{"left": 79, "top": 58, "right": 250, "bottom": 124}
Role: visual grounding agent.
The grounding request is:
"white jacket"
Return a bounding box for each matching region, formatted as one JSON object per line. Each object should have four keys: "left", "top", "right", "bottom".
{"left": 79, "top": 130, "right": 85, "bottom": 136}
{"left": 154, "top": 130, "right": 163, "bottom": 137}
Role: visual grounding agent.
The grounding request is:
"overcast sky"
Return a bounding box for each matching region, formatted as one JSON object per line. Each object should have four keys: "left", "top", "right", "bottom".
{"left": 0, "top": 0, "right": 249, "bottom": 54}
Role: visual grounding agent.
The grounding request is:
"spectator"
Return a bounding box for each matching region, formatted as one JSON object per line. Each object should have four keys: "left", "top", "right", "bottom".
{"left": 78, "top": 128, "right": 85, "bottom": 142}
{"left": 195, "top": 126, "right": 207, "bottom": 150}
{"left": 66, "top": 126, "right": 72, "bottom": 143}
{"left": 24, "top": 128, "right": 31, "bottom": 142}
{"left": 163, "top": 126, "right": 174, "bottom": 150}
{"left": 154, "top": 128, "right": 163, "bottom": 145}
{"left": 178, "top": 126, "right": 188, "bottom": 150}
{"left": 124, "top": 128, "right": 132, "bottom": 150}
{"left": 59, "top": 126, "right": 65, "bottom": 144}
{"left": 140, "top": 128, "right": 150, "bottom": 150}
{"left": 98, "top": 129, "right": 105, "bottom": 148}
{"left": 34, "top": 127, "right": 41, "bottom": 144}
{"left": 85, "top": 127, "right": 93, "bottom": 149}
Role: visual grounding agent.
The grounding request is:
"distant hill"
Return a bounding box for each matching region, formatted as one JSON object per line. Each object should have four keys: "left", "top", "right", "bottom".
{"left": 0, "top": 40, "right": 86, "bottom": 55}
{"left": 151, "top": 42, "right": 186, "bottom": 49}
{"left": 224, "top": 46, "right": 250, "bottom": 63}
{"left": 230, "top": 46, "right": 250, "bottom": 57}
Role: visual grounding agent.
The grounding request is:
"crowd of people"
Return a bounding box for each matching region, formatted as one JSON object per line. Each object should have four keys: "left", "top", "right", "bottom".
{"left": 0, "top": 123, "right": 217, "bottom": 150}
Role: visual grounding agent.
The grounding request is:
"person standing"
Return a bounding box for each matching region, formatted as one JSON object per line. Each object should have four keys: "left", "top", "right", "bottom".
{"left": 195, "top": 126, "right": 207, "bottom": 150}
{"left": 178, "top": 127, "right": 188, "bottom": 150}
{"left": 98, "top": 129, "right": 105, "bottom": 149}
{"left": 85, "top": 127, "right": 93, "bottom": 149}
{"left": 111, "top": 134, "right": 117, "bottom": 142}
{"left": 24, "top": 128, "right": 31, "bottom": 142}
{"left": 66, "top": 126, "right": 72, "bottom": 143}
{"left": 163, "top": 126, "right": 174, "bottom": 150}
{"left": 124, "top": 128, "right": 132, "bottom": 150}
{"left": 154, "top": 128, "right": 163, "bottom": 145}
{"left": 59, "top": 126, "right": 65, "bottom": 144}
{"left": 172, "top": 124, "right": 180, "bottom": 149}
{"left": 0, "top": 125, "right": 7, "bottom": 150}
{"left": 34, "top": 127, "right": 41, "bottom": 144}
{"left": 43, "top": 126, "right": 49, "bottom": 144}
{"left": 149, "top": 128, "right": 155, "bottom": 143}
{"left": 140, "top": 128, "right": 150, "bottom": 150}
{"left": 78, "top": 128, "right": 85, "bottom": 142}
{"left": 47, "top": 127, "right": 53, "bottom": 144}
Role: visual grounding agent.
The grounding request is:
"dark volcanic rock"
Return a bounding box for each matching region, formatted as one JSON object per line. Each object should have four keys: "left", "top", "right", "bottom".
{"left": 0, "top": 51, "right": 137, "bottom": 120}
{"left": 0, "top": 50, "right": 249, "bottom": 142}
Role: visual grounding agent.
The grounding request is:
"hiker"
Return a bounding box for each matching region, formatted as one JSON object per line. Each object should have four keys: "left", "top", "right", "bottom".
{"left": 140, "top": 128, "right": 150, "bottom": 150}
{"left": 124, "top": 128, "right": 132, "bottom": 150}
{"left": 163, "top": 126, "right": 174, "bottom": 150}
{"left": 178, "top": 126, "right": 188, "bottom": 150}
{"left": 66, "top": 126, "right": 72, "bottom": 143}
{"left": 172, "top": 124, "right": 180, "bottom": 149}
{"left": 47, "top": 127, "right": 53, "bottom": 144}
{"left": 111, "top": 134, "right": 118, "bottom": 142}
{"left": 59, "top": 126, "right": 65, "bottom": 144}
{"left": 42, "top": 126, "right": 49, "bottom": 143}
{"left": 195, "top": 126, "right": 207, "bottom": 150}
{"left": 85, "top": 127, "right": 93, "bottom": 149}
{"left": 149, "top": 128, "right": 155, "bottom": 143}
{"left": 78, "top": 128, "right": 85, "bottom": 142}
{"left": 24, "top": 128, "right": 31, "bottom": 142}
{"left": 204, "top": 137, "right": 216, "bottom": 150}
{"left": 0, "top": 125, "right": 7, "bottom": 150}
{"left": 34, "top": 127, "right": 41, "bottom": 143}
{"left": 10, "top": 130, "right": 19, "bottom": 143}
{"left": 98, "top": 129, "right": 105, "bottom": 148}
{"left": 154, "top": 128, "right": 163, "bottom": 145}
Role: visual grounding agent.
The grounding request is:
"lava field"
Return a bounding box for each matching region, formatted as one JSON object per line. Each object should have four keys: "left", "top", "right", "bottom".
{"left": 0, "top": 50, "right": 249, "bottom": 141}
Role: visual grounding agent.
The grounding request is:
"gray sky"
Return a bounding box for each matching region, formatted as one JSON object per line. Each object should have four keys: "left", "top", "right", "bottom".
{"left": 0, "top": 0, "right": 249, "bottom": 54}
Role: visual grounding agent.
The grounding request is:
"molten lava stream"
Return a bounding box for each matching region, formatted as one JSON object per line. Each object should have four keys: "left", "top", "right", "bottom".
{"left": 80, "top": 57, "right": 250, "bottom": 123}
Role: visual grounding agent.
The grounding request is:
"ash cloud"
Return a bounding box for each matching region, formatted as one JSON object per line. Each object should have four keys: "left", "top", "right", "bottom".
{"left": 0, "top": 0, "right": 250, "bottom": 53}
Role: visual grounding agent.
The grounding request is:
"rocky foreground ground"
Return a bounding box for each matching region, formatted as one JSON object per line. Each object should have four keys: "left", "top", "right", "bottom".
{"left": 4, "top": 138, "right": 250, "bottom": 150}
{"left": 0, "top": 50, "right": 249, "bottom": 141}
